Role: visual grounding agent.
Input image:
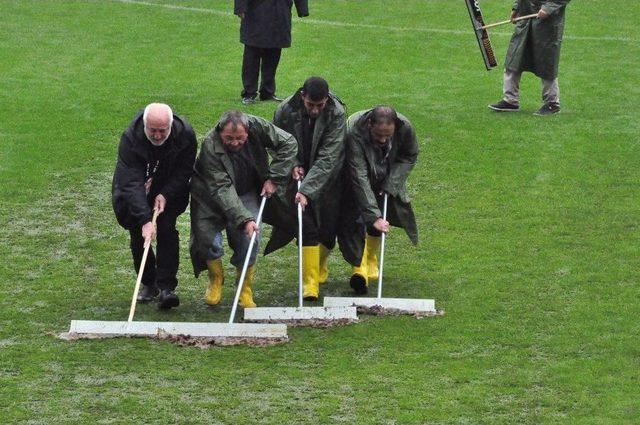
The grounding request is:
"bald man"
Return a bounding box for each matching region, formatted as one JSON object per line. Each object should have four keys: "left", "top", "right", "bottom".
{"left": 112, "top": 103, "right": 197, "bottom": 310}
{"left": 341, "top": 106, "right": 419, "bottom": 295}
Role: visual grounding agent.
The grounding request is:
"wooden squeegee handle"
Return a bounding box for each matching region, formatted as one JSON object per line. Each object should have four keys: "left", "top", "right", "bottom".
{"left": 481, "top": 13, "right": 538, "bottom": 30}
{"left": 127, "top": 209, "right": 159, "bottom": 323}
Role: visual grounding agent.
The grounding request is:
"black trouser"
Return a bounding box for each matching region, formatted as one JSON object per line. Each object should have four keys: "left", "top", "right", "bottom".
{"left": 294, "top": 205, "right": 319, "bottom": 247}
{"left": 129, "top": 209, "right": 180, "bottom": 291}
{"left": 241, "top": 45, "right": 282, "bottom": 100}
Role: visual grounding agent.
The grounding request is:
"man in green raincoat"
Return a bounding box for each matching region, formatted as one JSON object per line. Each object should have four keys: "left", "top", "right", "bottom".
{"left": 265, "top": 76, "right": 346, "bottom": 301}
{"left": 190, "top": 110, "right": 297, "bottom": 308}
{"left": 489, "top": 0, "right": 571, "bottom": 115}
{"left": 342, "top": 106, "right": 419, "bottom": 295}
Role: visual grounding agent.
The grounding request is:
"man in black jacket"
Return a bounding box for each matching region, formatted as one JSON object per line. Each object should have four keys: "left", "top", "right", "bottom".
{"left": 112, "top": 103, "right": 197, "bottom": 310}
{"left": 234, "top": 0, "right": 309, "bottom": 105}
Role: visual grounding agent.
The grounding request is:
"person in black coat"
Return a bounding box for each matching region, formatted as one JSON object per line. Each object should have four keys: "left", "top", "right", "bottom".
{"left": 112, "top": 103, "right": 197, "bottom": 310}
{"left": 234, "top": 0, "right": 309, "bottom": 105}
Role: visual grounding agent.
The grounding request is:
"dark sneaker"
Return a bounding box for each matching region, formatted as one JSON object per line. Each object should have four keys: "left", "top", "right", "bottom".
{"left": 137, "top": 284, "right": 159, "bottom": 303}
{"left": 349, "top": 274, "right": 368, "bottom": 295}
{"left": 488, "top": 100, "right": 520, "bottom": 112}
{"left": 241, "top": 97, "right": 256, "bottom": 105}
{"left": 158, "top": 289, "right": 180, "bottom": 310}
{"left": 534, "top": 103, "right": 560, "bottom": 116}
{"left": 259, "top": 95, "right": 283, "bottom": 102}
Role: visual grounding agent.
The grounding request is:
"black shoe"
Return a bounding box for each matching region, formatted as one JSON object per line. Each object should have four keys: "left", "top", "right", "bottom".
{"left": 158, "top": 289, "right": 180, "bottom": 310}
{"left": 137, "top": 285, "right": 159, "bottom": 303}
{"left": 534, "top": 103, "right": 560, "bottom": 116}
{"left": 241, "top": 97, "right": 256, "bottom": 105}
{"left": 488, "top": 100, "right": 519, "bottom": 112}
{"left": 349, "top": 274, "right": 368, "bottom": 295}
{"left": 259, "top": 95, "right": 282, "bottom": 102}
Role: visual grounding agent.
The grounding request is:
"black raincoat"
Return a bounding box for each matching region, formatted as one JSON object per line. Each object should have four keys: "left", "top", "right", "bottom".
{"left": 112, "top": 111, "right": 197, "bottom": 229}
{"left": 234, "top": 0, "right": 309, "bottom": 48}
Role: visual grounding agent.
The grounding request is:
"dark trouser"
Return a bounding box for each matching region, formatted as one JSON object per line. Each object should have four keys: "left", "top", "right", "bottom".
{"left": 241, "top": 45, "right": 282, "bottom": 100}
{"left": 206, "top": 191, "right": 262, "bottom": 268}
{"left": 296, "top": 205, "right": 319, "bottom": 247}
{"left": 129, "top": 209, "right": 180, "bottom": 291}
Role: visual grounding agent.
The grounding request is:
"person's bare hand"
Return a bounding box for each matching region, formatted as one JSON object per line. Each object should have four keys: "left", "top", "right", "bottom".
{"left": 295, "top": 192, "right": 308, "bottom": 211}
{"left": 154, "top": 194, "right": 166, "bottom": 214}
{"left": 142, "top": 221, "right": 156, "bottom": 245}
{"left": 244, "top": 220, "right": 259, "bottom": 237}
{"left": 510, "top": 10, "right": 519, "bottom": 22}
{"left": 261, "top": 179, "right": 277, "bottom": 197}
{"left": 373, "top": 218, "right": 390, "bottom": 234}
{"left": 537, "top": 9, "right": 549, "bottom": 19}
{"left": 292, "top": 166, "right": 305, "bottom": 181}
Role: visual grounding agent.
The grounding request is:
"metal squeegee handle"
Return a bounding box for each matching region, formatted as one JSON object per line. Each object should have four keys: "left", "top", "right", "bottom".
{"left": 228, "top": 195, "right": 268, "bottom": 324}
{"left": 377, "top": 194, "right": 388, "bottom": 300}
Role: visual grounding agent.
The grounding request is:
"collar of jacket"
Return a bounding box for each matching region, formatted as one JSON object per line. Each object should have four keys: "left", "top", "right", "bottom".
{"left": 208, "top": 130, "right": 236, "bottom": 184}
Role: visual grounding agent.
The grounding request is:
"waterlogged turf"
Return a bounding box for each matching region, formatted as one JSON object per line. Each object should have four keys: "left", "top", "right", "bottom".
{"left": 1, "top": 0, "right": 639, "bottom": 423}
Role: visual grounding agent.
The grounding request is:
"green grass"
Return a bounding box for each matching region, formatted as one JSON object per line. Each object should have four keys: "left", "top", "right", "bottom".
{"left": 1, "top": 0, "right": 639, "bottom": 423}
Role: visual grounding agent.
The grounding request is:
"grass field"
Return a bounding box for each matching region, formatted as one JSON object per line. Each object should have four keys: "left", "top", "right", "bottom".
{"left": 1, "top": 0, "right": 639, "bottom": 423}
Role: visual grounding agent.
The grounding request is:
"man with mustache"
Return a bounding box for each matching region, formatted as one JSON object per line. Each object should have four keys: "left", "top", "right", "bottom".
{"left": 190, "top": 110, "right": 297, "bottom": 308}
{"left": 112, "top": 103, "right": 197, "bottom": 310}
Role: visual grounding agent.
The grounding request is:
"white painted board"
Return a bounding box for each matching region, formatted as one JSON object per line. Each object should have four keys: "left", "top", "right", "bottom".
{"left": 69, "top": 320, "right": 287, "bottom": 338}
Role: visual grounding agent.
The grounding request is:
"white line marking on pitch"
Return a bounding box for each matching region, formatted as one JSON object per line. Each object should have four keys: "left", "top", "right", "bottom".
{"left": 112, "top": 0, "right": 636, "bottom": 44}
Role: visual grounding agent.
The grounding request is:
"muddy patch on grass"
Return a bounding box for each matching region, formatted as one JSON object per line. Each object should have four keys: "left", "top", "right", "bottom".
{"left": 244, "top": 318, "right": 358, "bottom": 328}
{"left": 59, "top": 331, "right": 288, "bottom": 348}
{"left": 157, "top": 332, "right": 288, "bottom": 348}
{"left": 356, "top": 305, "right": 446, "bottom": 318}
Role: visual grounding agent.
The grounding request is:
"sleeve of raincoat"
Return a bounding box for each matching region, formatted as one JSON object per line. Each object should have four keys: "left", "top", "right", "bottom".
{"left": 294, "top": 0, "right": 309, "bottom": 17}
{"left": 299, "top": 113, "right": 346, "bottom": 202}
{"left": 193, "top": 134, "right": 254, "bottom": 229}
{"left": 346, "top": 133, "right": 382, "bottom": 226}
{"left": 114, "top": 133, "right": 153, "bottom": 226}
{"left": 541, "top": 0, "right": 570, "bottom": 15}
{"left": 254, "top": 117, "right": 298, "bottom": 187}
{"left": 158, "top": 127, "right": 197, "bottom": 205}
{"left": 382, "top": 124, "right": 418, "bottom": 199}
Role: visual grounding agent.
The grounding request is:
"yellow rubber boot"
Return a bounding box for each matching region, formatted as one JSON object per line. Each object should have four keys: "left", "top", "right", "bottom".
{"left": 205, "top": 259, "right": 224, "bottom": 306}
{"left": 365, "top": 235, "right": 381, "bottom": 281}
{"left": 349, "top": 238, "right": 369, "bottom": 295}
{"left": 237, "top": 266, "right": 257, "bottom": 308}
{"left": 318, "top": 244, "right": 330, "bottom": 285}
{"left": 302, "top": 245, "right": 320, "bottom": 301}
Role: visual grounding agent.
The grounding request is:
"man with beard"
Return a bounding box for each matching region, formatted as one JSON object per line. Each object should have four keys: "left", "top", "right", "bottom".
{"left": 343, "top": 106, "right": 419, "bottom": 295}
{"left": 112, "top": 103, "right": 197, "bottom": 310}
